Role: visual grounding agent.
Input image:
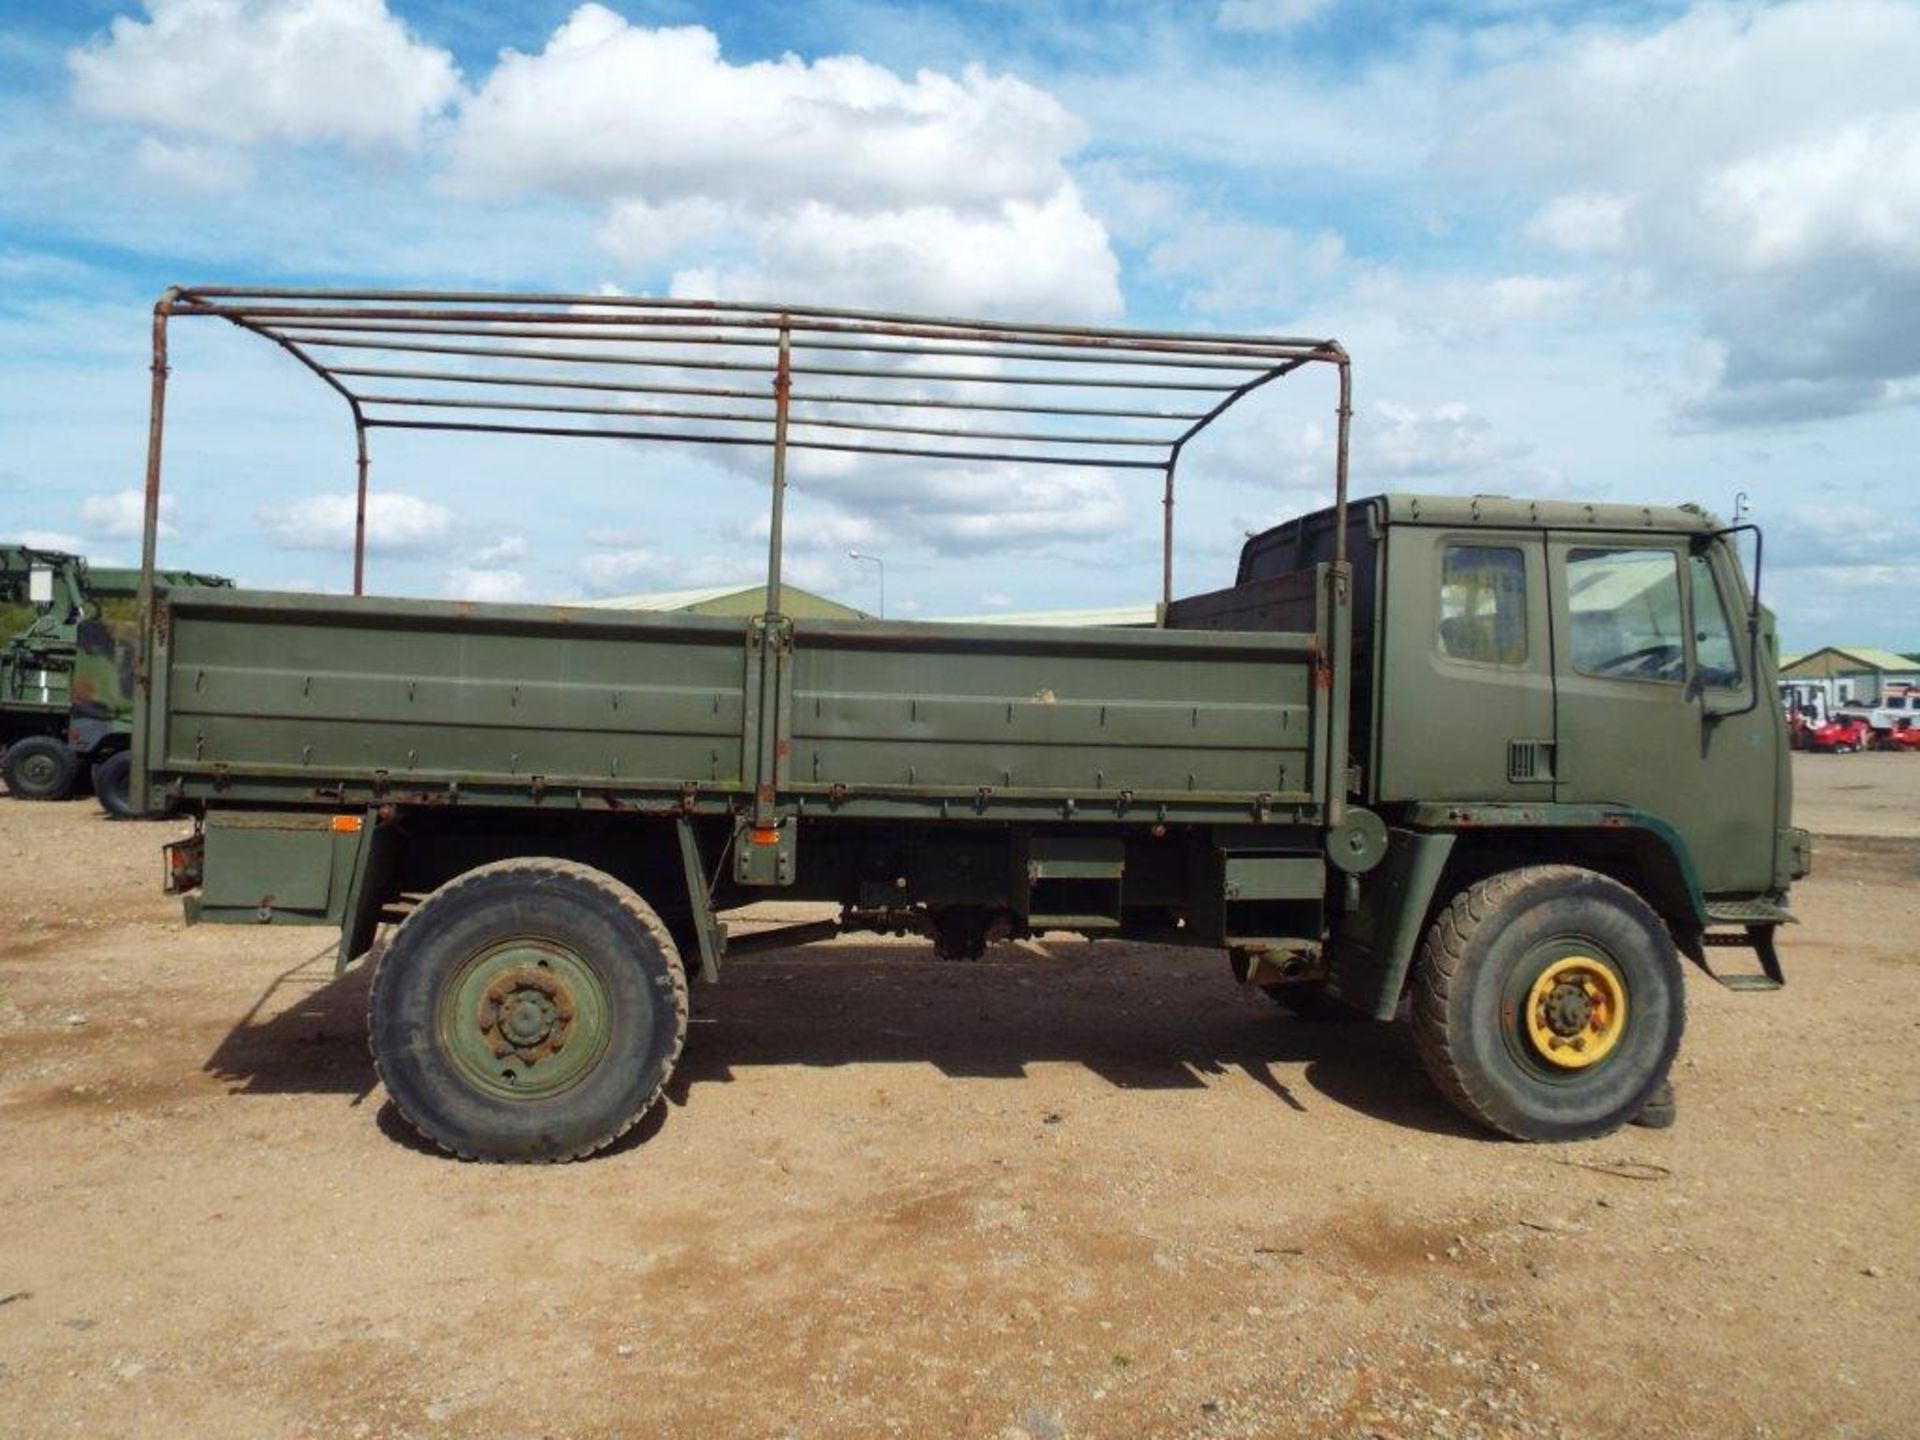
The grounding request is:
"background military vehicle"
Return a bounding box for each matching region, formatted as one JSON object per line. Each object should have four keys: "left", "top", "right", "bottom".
{"left": 125, "top": 289, "right": 1807, "bottom": 1162}
{"left": 1, "top": 544, "right": 229, "bottom": 810}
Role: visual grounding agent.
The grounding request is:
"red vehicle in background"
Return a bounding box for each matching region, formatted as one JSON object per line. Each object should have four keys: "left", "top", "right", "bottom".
{"left": 1806, "top": 716, "right": 1875, "bottom": 753}
{"left": 1879, "top": 723, "right": 1920, "bottom": 751}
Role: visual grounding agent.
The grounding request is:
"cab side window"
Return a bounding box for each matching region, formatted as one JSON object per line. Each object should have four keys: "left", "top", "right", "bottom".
{"left": 1688, "top": 554, "right": 1742, "bottom": 689}
{"left": 1438, "top": 545, "right": 1527, "bottom": 666}
{"left": 1567, "top": 547, "right": 1686, "bottom": 683}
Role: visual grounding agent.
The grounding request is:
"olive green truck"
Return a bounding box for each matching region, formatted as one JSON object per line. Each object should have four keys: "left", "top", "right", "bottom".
{"left": 1, "top": 543, "right": 229, "bottom": 811}
{"left": 129, "top": 289, "right": 1808, "bottom": 1162}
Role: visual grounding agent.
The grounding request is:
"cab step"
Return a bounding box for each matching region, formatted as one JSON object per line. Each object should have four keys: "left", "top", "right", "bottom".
{"left": 1698, "top": 924, "right": 1785, "bottom": 991}
{"left": 1704, "top": 896, "right": 1796, "bottom": 927}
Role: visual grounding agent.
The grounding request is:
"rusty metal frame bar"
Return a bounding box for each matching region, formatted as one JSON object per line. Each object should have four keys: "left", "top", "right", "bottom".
{"left": 282, "top": 321, "right": 1282, "bottom": 372}
{"left": 325, "top": 362, "right": 1210, "bottom": 422}
{"left": 138, "top": 287, "right": 1348, "bottom": 631}
{"left": 283, "top": 331, "right": 1264, "bottom": 392}
{"left": 359, "top": 394, "right": 1175, "bottom": 451}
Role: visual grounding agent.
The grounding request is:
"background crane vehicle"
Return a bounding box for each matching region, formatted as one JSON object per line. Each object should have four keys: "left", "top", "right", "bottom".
{"left": 129, "top": 289, "right": 1808, "bottom": 1162}
{"left": 1, "top": 543, "right": 228, "bottom": 809}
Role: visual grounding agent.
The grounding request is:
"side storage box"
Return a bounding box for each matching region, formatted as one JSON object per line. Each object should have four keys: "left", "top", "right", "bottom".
{"left": 191, "top": 811, "right": 368, "bottom": 927}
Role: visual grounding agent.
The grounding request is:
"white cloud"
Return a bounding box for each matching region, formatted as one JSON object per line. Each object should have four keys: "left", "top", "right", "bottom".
{"left": 1199, "top": 399, "right": 1560, "bottom": 502}
{"left": 133, "top": 135, "right": 255, "bottom": 193}
{"left": 662, "top": 186, "right": 1119, "bottom": 317}
{"left": 449, "top": 6, "right": 1118, "bottom": 317}
{"left": 1217, "top": 0, "right": 1335, "bottom": 34}
{"left": 1524, "top": 192, "right": 1630, "bottom": 256}
{"left": 440, "top": 537, "right": 532, "bottom": 600}
{"left": 70, "top": 0, "right": 459, "bottom": 150}
{"left": 788, "top": 457, "right": 1131, "bottom": 555}
{"left": 596, "top": 197, "right": 734, "bottom": 269}
{"left": 695, "top": 434, "right": 1136, "bottom": 561}
{"left": 256, "top": 491, "right": 453, "bottom": 553}
{"left": 1359, "top": 401, "right": 1547, "bottom": 483}
{"left": 19, "top": 530, "right": 88, "bottom": 554}
{"left": 580, "top": 546, "right": 698, "bottom": 596}
{"left": 727, "top": 512, "right": 883, "bottom": 552}
{"left": 1769, "top": 502, "right": 1920, "bottom": 634}
{"left": 1445, "top": 0, "right": 1920, "bottom": 424}
{"left": 451, "top": 8, "right": 1076, "bottom": 210}
{"left": 1147, "top": 217, "right": 1346, "bottom": 316}
{"left": 443, "top": 567, "right": 530, "bottom": 603}
{"left": 82, "top": 488, "right": 176, "bottom": 541}
{"left": 1700, "top": 116, "right": 1920, "bottom": 270}
{"left": 469, "top": 535, "right": 529, "bottom": 566}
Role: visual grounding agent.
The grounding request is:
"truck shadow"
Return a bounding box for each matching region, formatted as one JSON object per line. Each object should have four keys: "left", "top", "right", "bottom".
{"left": 667, "top": 941, "right": 1482, "bottom": 1140}
{"left": 202, "top": 945, "right": 379, "bottom": 1104}
{"left": 202, "top": 939, "right": 1484, "bottom": 1143}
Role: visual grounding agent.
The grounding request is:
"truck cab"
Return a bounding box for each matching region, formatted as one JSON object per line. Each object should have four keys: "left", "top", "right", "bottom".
{"left": 1223, "top": 493, "right": 1804, "bottom": 1012}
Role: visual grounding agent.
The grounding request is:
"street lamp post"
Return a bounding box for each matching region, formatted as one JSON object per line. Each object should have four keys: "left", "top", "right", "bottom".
{"left": 848, "top": 550, "right": 885, "bottom": 618}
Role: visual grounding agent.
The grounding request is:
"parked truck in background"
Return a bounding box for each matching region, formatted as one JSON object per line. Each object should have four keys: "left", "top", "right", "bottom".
{"left": 1, "top": 543, "right": 229, "bottom": 811}
{"left": 128, "top": 289, "right": 1808, "bottom": 1163}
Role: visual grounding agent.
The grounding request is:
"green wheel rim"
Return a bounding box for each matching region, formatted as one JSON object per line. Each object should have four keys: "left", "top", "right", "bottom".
{"left": 1498, "top": 935, "right": 1631, "bottom": 1087}
{"left": 17, "top": 751, "right": 60, "bottom": 791}
{"left": 437, "top": 937, "right": 615, "bottom": 1101}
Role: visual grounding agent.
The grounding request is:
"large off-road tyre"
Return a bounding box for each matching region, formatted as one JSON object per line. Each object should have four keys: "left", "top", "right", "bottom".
{"left": 93, "top": 750, "right": 136, "bottom": 819}
{"left": 2, "top": 735, "right": 78, "bottom": 801}
{"left": 1411, "top": 865, "right": 1684, "bottom": 1142}
{"left": 370, "top": 858, "right": 689, "bottom": 1163}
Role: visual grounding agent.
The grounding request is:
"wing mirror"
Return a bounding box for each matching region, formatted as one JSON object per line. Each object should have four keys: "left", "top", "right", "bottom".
{"left": 1696, "top": 523, "right": 1764, "bottom": 724}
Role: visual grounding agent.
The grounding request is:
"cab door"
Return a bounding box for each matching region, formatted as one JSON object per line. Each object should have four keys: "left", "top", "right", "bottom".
{"left": 1546, "top": 533, "right": 1777, "bottom": 895}
{"left": 1375, "top": 529, "right": 1554, "bottom": 803}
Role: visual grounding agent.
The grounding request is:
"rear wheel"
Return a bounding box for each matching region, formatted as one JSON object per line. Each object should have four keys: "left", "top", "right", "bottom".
{"left": 370, "top": 858, "right": 689, "bottom": 1163}
{"left": 1411, "top": 865, "right": 1683, "bottom": 1142}
{"left": 94, "top": 750, "right": 136, "bottom": 819}
{"left": 2, "top": 735, "right": 78, "bottom": 801}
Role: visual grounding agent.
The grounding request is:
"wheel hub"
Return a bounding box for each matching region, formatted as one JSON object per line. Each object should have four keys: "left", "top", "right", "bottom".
{"left": 1541, "top": 983, "right": 1594, "bottom": 1037}
{"left": 1523, "top": 955, "right": 1627, "bottom": 1070}
{"left": 477, "top": 968, "right": 576, "bottom": 1066}
{"left": 20, "top": 752, "right": 57, "bottom": 787}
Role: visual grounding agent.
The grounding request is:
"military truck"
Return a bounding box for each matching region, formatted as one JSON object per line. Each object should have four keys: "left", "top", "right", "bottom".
{"left": 128, "top": 289, "right": 1807, "bottom": 1162}
{"left": 1, "top": 544, "right": 228, "bottom": 811}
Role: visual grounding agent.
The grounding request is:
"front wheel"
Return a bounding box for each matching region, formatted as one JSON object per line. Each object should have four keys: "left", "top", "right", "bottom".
{"left": 1411, "top": 866, "right": 1683, "bottom": 1142}
{"left": 370, "top": 857, "right": 689, "bottom": 1163}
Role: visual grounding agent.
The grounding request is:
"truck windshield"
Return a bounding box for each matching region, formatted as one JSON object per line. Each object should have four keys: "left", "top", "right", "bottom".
{"left": 1567, "top": 547, "right": 1685, "bottom": 683}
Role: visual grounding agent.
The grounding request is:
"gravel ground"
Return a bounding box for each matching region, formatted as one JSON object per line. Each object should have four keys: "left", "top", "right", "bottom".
{"left": 0, "top": 753, "right": 1915, "bottom": 1439}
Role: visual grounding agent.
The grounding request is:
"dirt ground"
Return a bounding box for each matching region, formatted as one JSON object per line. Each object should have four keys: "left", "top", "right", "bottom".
{"left": 1, "top": 756, "right": 1915, "bottom": 1440}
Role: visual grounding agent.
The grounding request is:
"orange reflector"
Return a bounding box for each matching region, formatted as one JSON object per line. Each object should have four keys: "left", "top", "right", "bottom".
{"left": 331, "top": 815, "right": 364, "bottom": 834}
{"left": 750, "top": 826, "right": 781, "bottom": 846}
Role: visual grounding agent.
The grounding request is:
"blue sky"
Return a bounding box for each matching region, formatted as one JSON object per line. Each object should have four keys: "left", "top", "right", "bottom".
{"left": 1, "top": 0, "right": 1916, "bottom": 645}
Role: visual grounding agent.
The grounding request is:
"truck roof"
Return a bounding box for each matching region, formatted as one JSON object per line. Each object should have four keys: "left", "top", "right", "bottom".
{"left": 1369, "top": 493, "right": 1720, "bottom": 533}
{"left": 1237, "top": 492, "right": 1723, "bottom": 585}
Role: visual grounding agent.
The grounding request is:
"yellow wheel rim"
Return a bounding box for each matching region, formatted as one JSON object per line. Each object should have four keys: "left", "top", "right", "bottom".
{"left": 1523, "top": 955, "right": 1627, "bottom": 1070}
